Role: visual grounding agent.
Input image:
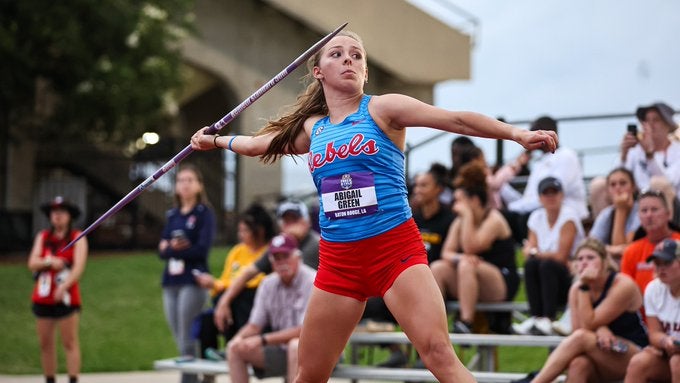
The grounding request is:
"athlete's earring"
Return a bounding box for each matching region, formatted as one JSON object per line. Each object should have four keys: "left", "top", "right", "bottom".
{"left": 365, "top": 77, "right": 368, "bottom": 84}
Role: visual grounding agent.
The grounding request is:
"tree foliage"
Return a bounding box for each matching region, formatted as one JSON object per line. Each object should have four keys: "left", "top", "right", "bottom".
{"left": 0, "top": 0, "right": 195, "bottom": 145}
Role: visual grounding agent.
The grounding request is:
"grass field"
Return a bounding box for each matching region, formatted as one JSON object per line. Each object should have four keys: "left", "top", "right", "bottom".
{"left": 0, "top": 248, "right": 547, "bottom": 375}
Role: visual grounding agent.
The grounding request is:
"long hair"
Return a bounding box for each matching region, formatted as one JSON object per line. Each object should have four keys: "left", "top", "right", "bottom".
{"left": 454, "top": 161, "right": 488, "bottom": 206}
{"left": 606, "top": 166, "right": 638, "bottom": 198}
{"left": 173, "top": 164, "right": 211, "bottom": 208}
{"left": 256, "top": 31, "right": 365, "bottom": 164}
{"left": 240, "top": 203, "right": 276, "bottom": 245}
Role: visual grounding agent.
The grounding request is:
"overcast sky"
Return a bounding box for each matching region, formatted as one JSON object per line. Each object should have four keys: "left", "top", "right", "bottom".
{"left": 282, "top": 0, "right": 680, "bottom": 195}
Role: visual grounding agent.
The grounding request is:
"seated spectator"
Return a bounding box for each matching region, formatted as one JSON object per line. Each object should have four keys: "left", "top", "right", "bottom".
{"left": 527, "top": 238, "right": 648, "bottom": 383}
{"left": 437, "top": 137, "right": 478, "bottom": 207}
{"left": 625, "top": 239, "right": 680, "bottom": 383}
{"left": 213, "top": 200, "right": 319, "bottom": 331}
{"left": 194, "top": 204, "right": 275, "bottom": 358}
{"left": 620, "top": 102, "right": 680, "bottom": 195}
{"left": 430, "top": 162, "right": 519, "bottom": 334}
{"left": 588, "top": 167, "right": 640, "bottom": 262}
{"left": 501, "top": 116, "right": 588, "bottom": 244}
{"left": 650, "top": 175, "right": 680, "bottom": 229}
{"left": 449, "top": 136, "right": 477, "bottom": 186}
{"left": 227, "top": 233, "right": 315, "bottom": 383}
{"left": 412, "top": 163, "right": 455, "bottom": 263}
{"left": 513, "top": 177, "right": 585, "bottom": 335}
{"left": 621, "top": 190, "right": 680, "bottom": 297}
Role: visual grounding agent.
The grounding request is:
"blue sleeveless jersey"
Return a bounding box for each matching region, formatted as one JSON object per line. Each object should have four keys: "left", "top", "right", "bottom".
{"left": 308, "top": 94, "right": 411, "bottom": 242}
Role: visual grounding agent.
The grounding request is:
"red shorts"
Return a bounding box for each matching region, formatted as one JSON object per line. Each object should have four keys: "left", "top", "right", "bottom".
{"left": 314, "top": 218, "right": 428, "bottom": 301}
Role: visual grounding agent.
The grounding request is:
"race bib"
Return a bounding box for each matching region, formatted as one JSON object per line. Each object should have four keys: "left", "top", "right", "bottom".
{"left": 38, "top": 272, "right": 51, "bottom": 297}
{"left": 168, "top": 258, "right": 185, "bottom": 275}
{"left": 321, "top": 172, "right": 378, "bottom": 220}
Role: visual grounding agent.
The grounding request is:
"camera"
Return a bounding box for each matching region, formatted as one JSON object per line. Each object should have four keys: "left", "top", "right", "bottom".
{"left": 627, "top": 123, "right": 637, "bottom": 137}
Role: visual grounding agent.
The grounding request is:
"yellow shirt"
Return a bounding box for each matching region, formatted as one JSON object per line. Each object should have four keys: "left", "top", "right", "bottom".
{"left": 212, "top": 243, "right": 267, "bottom": 296}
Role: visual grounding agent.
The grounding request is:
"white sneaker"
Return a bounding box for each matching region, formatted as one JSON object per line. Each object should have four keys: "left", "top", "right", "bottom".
{"left": 533, "top": 317, "right": 554, "bottom": 336}
{"left": 511, "top": 317, "right": 536, "bottom": 335}
{"left": 551, "top": 310, "right": 572, "bottom": 336}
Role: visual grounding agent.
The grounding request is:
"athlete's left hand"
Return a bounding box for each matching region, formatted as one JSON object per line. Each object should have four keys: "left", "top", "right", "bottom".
{"left": 517, "top": 129, "right": 558, "bottom": 153}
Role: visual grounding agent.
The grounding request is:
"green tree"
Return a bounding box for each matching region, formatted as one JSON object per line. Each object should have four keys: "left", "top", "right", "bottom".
{"left": 0, "top": 0, "right": 195, "bottom": 205}
{"left": 0, "top": 0, "right": 195, "bottom": 143}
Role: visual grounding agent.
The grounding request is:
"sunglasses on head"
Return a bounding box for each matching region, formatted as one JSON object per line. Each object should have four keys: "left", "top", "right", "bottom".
{"left": 639, "top": 189, "right": 667, "bottom": 204}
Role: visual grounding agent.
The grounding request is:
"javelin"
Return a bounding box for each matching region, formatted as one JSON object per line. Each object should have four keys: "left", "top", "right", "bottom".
{"left": 61, "top": 22, "right": 348, "bottom": 252}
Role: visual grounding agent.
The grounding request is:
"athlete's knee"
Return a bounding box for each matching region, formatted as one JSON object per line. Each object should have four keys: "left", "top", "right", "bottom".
{"left": 419, "top": 337, "right": 455, "bottom": 365}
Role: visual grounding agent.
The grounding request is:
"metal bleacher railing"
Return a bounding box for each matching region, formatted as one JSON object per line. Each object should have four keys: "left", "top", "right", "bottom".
{"left": 403, "top": 111, "right": 643, "bottom": 181}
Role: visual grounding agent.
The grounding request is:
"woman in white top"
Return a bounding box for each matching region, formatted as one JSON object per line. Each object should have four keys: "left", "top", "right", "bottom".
{"left": 513, "top": 176, "right": 585, "bottom": 336}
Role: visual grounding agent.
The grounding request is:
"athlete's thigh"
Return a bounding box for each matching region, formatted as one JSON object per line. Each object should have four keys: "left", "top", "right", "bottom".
{"left": 383, "top": 265, "right": 449, "bottom": 348}
{"left": 298, "top": 287, "right": 365, "bottom": 375}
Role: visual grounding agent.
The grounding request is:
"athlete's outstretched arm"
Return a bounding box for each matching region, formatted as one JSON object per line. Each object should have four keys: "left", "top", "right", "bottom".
{"left": 371, "top": 94, "right": 558, "bottom": 153}
{"left": 191, "top": 126, "right": 311, "bottom": 157}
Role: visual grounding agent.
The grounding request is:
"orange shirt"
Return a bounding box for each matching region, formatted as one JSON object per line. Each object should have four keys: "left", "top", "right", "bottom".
{"left": 620, "top": 232, "right": 680, "bottom": 294}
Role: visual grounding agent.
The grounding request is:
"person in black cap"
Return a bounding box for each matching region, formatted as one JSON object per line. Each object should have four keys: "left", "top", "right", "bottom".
{"left": 620, "top": 102, "right": 680, "bottom": 195}
{"left": 625, "top": 238, "right": 680, "bottom": 383}
{"left": 513, "top": 177, "right": 586, "bottom": 336}
{"left": 27, "top": 196, "right": 88, "bottom": 383}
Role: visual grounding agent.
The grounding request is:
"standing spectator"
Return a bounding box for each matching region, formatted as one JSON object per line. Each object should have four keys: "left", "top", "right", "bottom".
{"left": 28, "top": 196, "right": 88, "bottom": 383}
{"left": 501, "top": 116, "right": 588, "bottom": 244}
{"left": 430, "top": 162, "right": 519, "bottom": 334}
{"left": 620, "top": 102, "right": 680, "bottom": 194}
{"left": 212, "top": 199, "right": 319, "bottom": 332}
{"left": 191, "top": 30, "right": 557, "bottom": 383}
{"left": 625, "top": 239, "right": 680, "bottom": 383}
{"left": 528, "top": 238, "right": 647, "bottom": 383}
{"left": 621, "top": 190, "right": 680, "bottom": 296}
{"left": 158, "top": 164, "right": 215, "bottom": 383}
{"left": 412, "top": 163, "right": 455, "bottom": 263}
{"left": 194, "top": 204, "right": 275, "bottom": 360}
{"left": 513, "top": 177, "right": 585, "bottom": 335}
{"left": 588, "top": 167, "right": 640, "bottom": 262}
{"left": 227, "top": 233, "right": 315, "bottom": 383}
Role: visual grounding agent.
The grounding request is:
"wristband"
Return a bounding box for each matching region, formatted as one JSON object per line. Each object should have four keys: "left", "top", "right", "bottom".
{"left": 213, "top": 134, "right": 220, "bottom": 148}
{"left": 260, "top": 333, "right": 268, "bottom": 346}
{"left": 228, "top": 136, "right": 237, "bottom": 152}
